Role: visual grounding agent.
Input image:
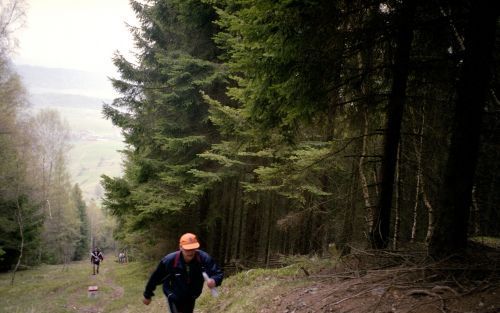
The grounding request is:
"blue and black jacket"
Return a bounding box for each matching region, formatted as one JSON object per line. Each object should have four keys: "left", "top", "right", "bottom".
{"left": 143, "top": 249, "right": 223, "bottom": 302}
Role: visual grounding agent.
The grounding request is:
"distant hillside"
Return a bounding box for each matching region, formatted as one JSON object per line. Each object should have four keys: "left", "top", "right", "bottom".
{"left": 29, "top": 93, "right": 110, "bottom": 110}
{"left": 15, "top": 64, "right": 124, "bottom": 201}
{"left": 15, "top": 64, "right": 116, "bottom": 99}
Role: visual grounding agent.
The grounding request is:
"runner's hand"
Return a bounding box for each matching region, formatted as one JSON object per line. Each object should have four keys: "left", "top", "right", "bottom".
{"left": 206, "top": 278, "right": 216, "bottom": 288}
{"left": 143, "top": 298, "right": 151, "bottom": 305}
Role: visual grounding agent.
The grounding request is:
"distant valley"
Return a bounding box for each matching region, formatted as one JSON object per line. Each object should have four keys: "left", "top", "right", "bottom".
{"left": 15, "top": 64, "right": 125, "bottom": 201}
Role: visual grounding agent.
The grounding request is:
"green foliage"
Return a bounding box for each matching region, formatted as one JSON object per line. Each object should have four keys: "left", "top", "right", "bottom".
{"left": 103, "top": 0, "right": 499, "bottom": 262}
{"left": 198, "top": 255, "right": 338, "bottom": 313}
{"left": 26, "top": 110, "right": 83, "bottom": 265}
{"left": 0, "top": 4, "right": 115, "bottom": 270}
{"left": 0, "top": 254, "right": 340, "bottom": 313}
{"left": 0, "top": 59, "right": 45, "bottom": 271}
{"left": 0, "top": 197, "right": 43, "bottom": 270}
{"left": 213, "top": 0, "right": 342, "bottom": 132}
{"left": 0, "top": 260, "right": 163, "bottom": 313}
{"left": 72, "top": 184, "right": 90, "bottom": 261}
{"left": 102, "top": 0, "right": 228, "bottom": 252}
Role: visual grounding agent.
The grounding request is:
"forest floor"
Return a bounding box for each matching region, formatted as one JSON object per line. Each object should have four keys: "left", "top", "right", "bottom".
{"left": 0, "top": 241, "right": 499, "bottom": 313}
{"left": 255, "top": 247, "right": 500, "bottom": 313}
{"left": 201, "top": 240, "right": 500, "bottom": 313}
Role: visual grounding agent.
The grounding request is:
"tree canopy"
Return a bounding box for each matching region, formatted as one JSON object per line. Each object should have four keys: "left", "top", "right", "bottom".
{"left": 101, "top": 0, "right": 499, "bottom": 263}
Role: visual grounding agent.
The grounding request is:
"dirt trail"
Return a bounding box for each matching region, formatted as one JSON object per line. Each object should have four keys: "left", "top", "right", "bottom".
{"left": 66, "top": 260, "right": 125, "bottom": 313}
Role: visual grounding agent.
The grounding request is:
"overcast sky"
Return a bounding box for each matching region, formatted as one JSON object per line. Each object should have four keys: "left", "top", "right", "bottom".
{"left": 13, "top": 0, "right": 137, "bottom": 75}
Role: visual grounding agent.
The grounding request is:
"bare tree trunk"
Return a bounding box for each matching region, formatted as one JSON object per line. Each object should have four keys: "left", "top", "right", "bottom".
{"left": 423, "top": 186, "right": 434, "bottom": 243}
{"left": 319, "top": 175, "right": 331, "bottom": 256}
{"left": 428, "top": 0, "right": 498, "bottom": 257}
{"left": 338, "top": 159, "right": 357, "bottom": 256}
{"left": 359, "top": 111, "right": 373, "bottom": 234}
{"left": 42, "top": 157, "right": 53, "bottom": 219}
{"left": 411, "top": 106, "right": 425, "bottom": 242}
{"left": 10, "top": 156, "right": 25, "bottom": 286}
{"left": 235, "top": 185, "right": 244, "bottom": 260}
{"left": 371, "top": 0, "right": 415, "bottom": 249}
{"left": 471, "top": 186, "right": 480, "bottom": 236}
{"left": 264, "top": 194, "right": 274, "bottom": 267}
{"left": 46, "top": 199, "right": 52, "bottom": 219}
{"left": 393, "top": 145, "right": 402, "bottom": 250}
{"left": 11, "top": 196, "right": 24, "bottom": 285}
{"left": 221, "top": 180, "right": 231, "bottom": 265}
{"left": 226, "top": 179, "right": 238, "bottom": 264}
{"left": 198, "top": 190, "right": 210, "bottom": 251}
{"left": 372, "top": 166, "right": 379, "bottom": 197}
{"left": 411, "top": 177, "right": 421, "bottom": 242}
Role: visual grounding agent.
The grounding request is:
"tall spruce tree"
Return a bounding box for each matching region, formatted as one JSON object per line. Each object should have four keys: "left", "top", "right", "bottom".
{"left": 102, "top": 0, "right": 227, "bottom": 253}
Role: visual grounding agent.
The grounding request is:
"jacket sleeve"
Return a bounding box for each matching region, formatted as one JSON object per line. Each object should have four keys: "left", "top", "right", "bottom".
{"left": 203, "top": 254, "right": 224, "bottom": 287}
{"left": 143, "top": 261, "right": 169, "bottom": 299}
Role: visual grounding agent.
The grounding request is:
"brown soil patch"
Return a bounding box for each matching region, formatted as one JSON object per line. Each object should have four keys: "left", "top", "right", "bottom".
{"left": 260, "top": 247, "right": 500, "bottom": 313}
{"left": 65, "top": 266, "right": 124, "bottom": 313}
{"left": 105, "top": 275, "right": 124, "bottom": 300}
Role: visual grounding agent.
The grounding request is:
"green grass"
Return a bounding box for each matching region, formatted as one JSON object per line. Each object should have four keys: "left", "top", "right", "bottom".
{"left": 0, "top": 256, "right": 337, "bottom": 313}
{"left": 68, "top": 139, "right": 124, "bottom": 199}
{"left": 197, "top": 255, "right": 337, "bottom": 313}
{"left": 0, "top": 260, "right": 166, "bottom": 313}
{"left": 56, "top": 106, "right": 120, "bottom": 137}
{"left": 0, "top": 262, "right": 92, "bottom": 313}
{"left": 38, "top": 105, "right": 125, "bottom": 200}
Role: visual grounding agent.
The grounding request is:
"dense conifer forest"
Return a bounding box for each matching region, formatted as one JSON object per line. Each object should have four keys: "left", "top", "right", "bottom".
{"left": 101, "top": 0, "right": 499, "bottom": 264}
{"left": 1, "top": 0, "right": 499, "bottom": 276}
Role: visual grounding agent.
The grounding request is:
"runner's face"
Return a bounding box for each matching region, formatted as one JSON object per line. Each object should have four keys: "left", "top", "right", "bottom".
{"left": 181, "top": 247, "right": 196, "bottom": 262}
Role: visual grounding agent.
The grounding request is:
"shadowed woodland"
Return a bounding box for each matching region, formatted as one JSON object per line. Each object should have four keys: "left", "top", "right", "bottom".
{"left": 1, "top": 0, "right": 499, "bottom": 286}
{"left": 100, "top": 0, "right": 500, "bottom": 264}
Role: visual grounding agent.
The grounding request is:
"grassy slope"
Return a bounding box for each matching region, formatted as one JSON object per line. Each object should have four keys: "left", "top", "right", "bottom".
{"left": 19, "top": 64, "right": 125, "bottom": 201}
{"left": 1, "top": 242, "right": 498, "bottom": 313}
{"left": 57, "top": 104, "right": 124, "bottom": 200}
{"left": 0, "top": 256, "right": 332, "bottom": 313}
{"left": 69, "top": 139, "right": 124, "bottom": 199}
{"left": 197, "top": 256, "right": 335, "bottom": 313}
{"left": 0, "top": 260, "right": 163, "bottom": 313}
{"left": 0, "top": 262, "right": 92, "bottom": 313}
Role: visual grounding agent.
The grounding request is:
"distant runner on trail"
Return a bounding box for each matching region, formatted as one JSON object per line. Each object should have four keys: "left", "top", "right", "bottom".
{"left": 90, "top": 248, "right": 104, "bottom": 275}
{"left": 142, "top": 233, "right": 223, "bottom": 313}
{"left": 118, "top": 252, "right": 126, "bottom": 264}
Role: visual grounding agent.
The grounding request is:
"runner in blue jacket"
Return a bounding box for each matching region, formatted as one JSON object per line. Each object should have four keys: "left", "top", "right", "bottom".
{"left": 143, "top": 233, "right": 223, "bottom": 313}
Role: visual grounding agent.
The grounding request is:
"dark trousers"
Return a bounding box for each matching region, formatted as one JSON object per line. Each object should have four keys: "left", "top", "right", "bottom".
{"left": 92, "top": 261, "right": 100, "bottom": 274}
{"left": 167, "top": 298, "right": 195, "bottom": 313}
